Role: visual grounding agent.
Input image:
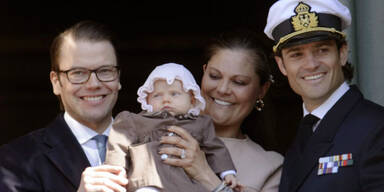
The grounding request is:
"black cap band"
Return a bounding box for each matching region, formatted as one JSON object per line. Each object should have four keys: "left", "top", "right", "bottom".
{"left": 272, "top": 13, "right": 342, "bottom": 44}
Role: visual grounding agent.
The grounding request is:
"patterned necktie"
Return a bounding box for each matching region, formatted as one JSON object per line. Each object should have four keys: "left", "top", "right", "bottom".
{"left": 298, "top": 114, "right": 320, "bottom": 153}
{"left": 93, "top": 135, "right": 108, "bottom": 163}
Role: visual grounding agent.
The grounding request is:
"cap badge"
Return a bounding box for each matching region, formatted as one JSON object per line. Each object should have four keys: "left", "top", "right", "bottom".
{"left": 291, "top": 2, "right": 319, "bottom": 32}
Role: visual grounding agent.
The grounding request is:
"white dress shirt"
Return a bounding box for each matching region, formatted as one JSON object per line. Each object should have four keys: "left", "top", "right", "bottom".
{"left": 64, "top": 112, "right": 111, "bottom": 167}
{"left": 303, "top": 82, "right": 350, "bottom": 132}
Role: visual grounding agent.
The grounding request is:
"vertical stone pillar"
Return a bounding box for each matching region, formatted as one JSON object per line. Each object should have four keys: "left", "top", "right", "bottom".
{"left": 354, "top": 0, "right": 384, "bottom": 105}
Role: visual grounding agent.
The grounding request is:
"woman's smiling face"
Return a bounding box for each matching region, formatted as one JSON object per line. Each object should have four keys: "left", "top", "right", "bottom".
{"left": 201, "top": 48, "right": 266, "bottom": 129}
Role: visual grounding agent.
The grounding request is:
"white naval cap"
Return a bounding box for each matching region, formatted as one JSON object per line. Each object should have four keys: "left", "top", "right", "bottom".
{"left": 264, "top": 0, "right": 351, "bottom": 52}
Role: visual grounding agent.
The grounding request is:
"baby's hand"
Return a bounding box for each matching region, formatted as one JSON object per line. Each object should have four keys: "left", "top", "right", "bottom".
{"left": 225, "top": 175, "right": 244, "bottom": 192}
{"left": 224, "top": 174, "right": 238, "bottom": 189}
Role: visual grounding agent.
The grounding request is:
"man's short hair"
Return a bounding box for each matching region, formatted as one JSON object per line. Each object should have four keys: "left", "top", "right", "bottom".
{"left": 50, "top": 20, "right": 115, "bottom": 72}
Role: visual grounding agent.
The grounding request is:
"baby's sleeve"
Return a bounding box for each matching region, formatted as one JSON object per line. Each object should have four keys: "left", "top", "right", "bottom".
{"left": 199, "top": 115, "right": 236, "bottom": 175}
{"left": 105, "top": 111, "right": 138, "bottom": 169}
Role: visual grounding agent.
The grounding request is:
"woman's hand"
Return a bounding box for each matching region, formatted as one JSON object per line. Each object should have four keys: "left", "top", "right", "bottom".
{"left": 158, "top": 125, "right": 222, "bottom": 190}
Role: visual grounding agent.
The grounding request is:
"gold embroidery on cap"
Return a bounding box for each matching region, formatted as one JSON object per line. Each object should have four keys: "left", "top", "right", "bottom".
{"left": 291, "top": 2, "right": 318, "bottom": 31}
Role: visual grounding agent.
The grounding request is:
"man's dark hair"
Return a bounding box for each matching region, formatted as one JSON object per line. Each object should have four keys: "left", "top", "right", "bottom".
{"left": 335, "top": 39, "right": 354, "bottom": 82}
{"left": 50, "top": 20, "right": 115, "bottom": 72}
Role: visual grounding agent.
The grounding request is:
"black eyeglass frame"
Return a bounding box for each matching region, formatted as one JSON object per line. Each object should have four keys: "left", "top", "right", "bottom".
{"left": 57, "top": 65, "right": 120, "bottom": 84}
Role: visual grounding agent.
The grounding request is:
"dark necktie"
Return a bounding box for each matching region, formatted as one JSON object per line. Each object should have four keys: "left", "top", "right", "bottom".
{"left": 93, "top": 135, "right": 108, "bottom": 163}
{"left": 298, "top": 114, "right": 320, "bottom": 153}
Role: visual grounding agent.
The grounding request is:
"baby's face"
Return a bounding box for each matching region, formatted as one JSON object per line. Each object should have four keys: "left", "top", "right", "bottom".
{"left": 147, "top": 79, "right": 194, "bottom": 115}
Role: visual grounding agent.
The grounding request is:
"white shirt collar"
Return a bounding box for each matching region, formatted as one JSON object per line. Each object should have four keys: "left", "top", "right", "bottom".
{"left": 303, "top": 82, "right": 350, "bottom": 119}
{"left": 64, "top": 112, "right": 111, "bottom": 145}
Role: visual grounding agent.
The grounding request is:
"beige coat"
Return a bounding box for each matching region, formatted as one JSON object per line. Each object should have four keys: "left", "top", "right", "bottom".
{"left": 219, "top": 136, "right": 283, "bottom": 192}
{"left": 105, "top": 111, "right": 235, "bottom": 192}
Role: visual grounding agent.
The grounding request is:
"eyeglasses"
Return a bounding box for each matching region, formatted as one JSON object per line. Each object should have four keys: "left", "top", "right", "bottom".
{"left": 58, "top": 66, "right": 120, "bottom": 84}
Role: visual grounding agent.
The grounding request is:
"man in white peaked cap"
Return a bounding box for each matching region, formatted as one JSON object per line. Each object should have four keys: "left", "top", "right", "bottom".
{"left": 264, "top": 0, "right": 384, "bottom": 191}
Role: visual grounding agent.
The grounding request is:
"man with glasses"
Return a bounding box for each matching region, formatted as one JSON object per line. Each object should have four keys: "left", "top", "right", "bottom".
{"left": 0, "top": 21, "right": 128, "bottom": 192}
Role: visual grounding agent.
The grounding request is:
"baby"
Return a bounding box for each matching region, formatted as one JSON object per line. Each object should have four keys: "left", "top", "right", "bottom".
{"left": 105, "top": 63, "right": 237, "bottom": 192}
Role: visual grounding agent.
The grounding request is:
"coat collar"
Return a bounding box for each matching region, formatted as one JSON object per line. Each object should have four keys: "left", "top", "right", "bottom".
{"left": 287, "top": 85, "right": 363, "bottom": 192}
{"left": 141, "top": 110, "right": 198, "bottom": 120}
{"left": 43, "top": 114, "right": 90, "bottom": 188}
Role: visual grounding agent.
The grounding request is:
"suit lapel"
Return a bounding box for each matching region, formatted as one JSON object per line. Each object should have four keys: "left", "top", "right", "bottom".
{"left": 289, "top": 86, "right": 362, "bottom": 192}
{"left": 43, "top": 115, "right": 90, "bottom": 188}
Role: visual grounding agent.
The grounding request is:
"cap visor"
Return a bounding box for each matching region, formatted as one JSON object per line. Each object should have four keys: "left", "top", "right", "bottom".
{"left": 280, "top": 31, "right": 343, "bottom": 50}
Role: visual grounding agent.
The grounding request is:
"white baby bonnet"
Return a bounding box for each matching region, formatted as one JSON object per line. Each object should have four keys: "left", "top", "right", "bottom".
{"left": 137, "top": 63, "right": 206, "bottom": 116}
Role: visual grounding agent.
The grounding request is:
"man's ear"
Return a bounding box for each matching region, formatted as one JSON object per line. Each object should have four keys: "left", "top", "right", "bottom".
{"left": 274, "top": 56, "right": 287, "bottom": 76}
{"left": 339, "top": 44, "right": 348, "bottom": 66}
{"left": 50, "top": 71, "right": 61, "bottom": 96}
{"left": 118, "top": 82, "right": 122, "bottom": 90}
{"left": 203, "top": 64, "right": 207, "bottom": 73}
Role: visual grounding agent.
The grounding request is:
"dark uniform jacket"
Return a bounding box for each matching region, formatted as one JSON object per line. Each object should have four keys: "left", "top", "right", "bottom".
{"left": 279, "top": 86, "right": 384, "bottom": 192}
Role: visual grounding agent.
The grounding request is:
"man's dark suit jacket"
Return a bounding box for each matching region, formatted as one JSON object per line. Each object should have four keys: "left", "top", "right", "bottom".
{"left": 0, "top": 114, "right": 90, "bottom": 192}
{"left": 279, "top": 86, "right": 384, "bottom": 192}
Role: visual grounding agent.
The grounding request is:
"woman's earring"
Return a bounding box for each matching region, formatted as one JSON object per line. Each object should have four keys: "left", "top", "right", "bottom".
{"left": 255, "top": 99, "right": 264, "bottom": 111}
